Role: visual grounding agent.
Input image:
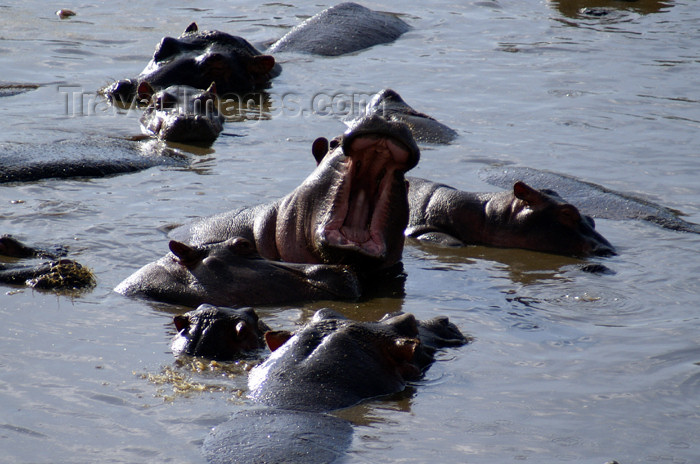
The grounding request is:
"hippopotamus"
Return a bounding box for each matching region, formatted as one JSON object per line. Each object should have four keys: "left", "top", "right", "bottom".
{"left": 169, "top": 115, "right": 420, "bottom": 272}
{"left": 248, "top": 309, "right": 469, "bottom": 412}
{"left": 480, "top": 166, "right": 700, "bottom": 234}
{"left": 364, "top": 89, "right": 458, "bottom": 144}
{"left": 267, "top": 2, "right": 410, "bottom": 56}
{"left": 0, "top": 137, "right": 187, "bottom": 183}
{"left": 115, "top": 237, "right": 362, "bottom": 307}
{"left": 138, "top": 83, "right": 224, "bottom": 145}
{"left": 406, "top": 177, "right": 616, "bottom": 257}
{"left": 202, "top": 309, "right": 468, "bottom": 463}
{"left": 104, "top": 23, "right": 280, "bottom": 105}
{"left": 0, "top": 236, "right": 95, "bottom": 290}
{"left": 170, "top": 304, "right": 270, "bottom": 360}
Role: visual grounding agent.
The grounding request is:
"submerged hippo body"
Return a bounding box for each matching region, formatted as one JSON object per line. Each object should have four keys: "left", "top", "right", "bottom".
{"left": 104, "top": 23, "right": 280, "bottom": 105}
{"left": 407, "top": 177, "right": 615, "bottom": 257}
{"left": 248, "top": 309, "right": 469, "bottom": 412}
{"left": 170, "top": 115, "right": 420, "bottom": 271}
{"left": 364, "top": 89, "right": 458, "bottom": 144}
{"left": 0, "top": 137, "right": 187, "bottom": 184}
{"left": 139, "top": 83, "right": 224, "bottom": 145}
{"left": 171, "top": 304, "right": 270, "bottom": 360}
{"left": 268, "top": 2, "right": 410, "bottom": 56}
{"left": 115, "top": 237, "right": 362, "bottom": 307}
{"left": 0, "top": 236, "right": 94, "bottom": 290}
{"left": 480, "top": 166, "right": 700, "bottom": 234}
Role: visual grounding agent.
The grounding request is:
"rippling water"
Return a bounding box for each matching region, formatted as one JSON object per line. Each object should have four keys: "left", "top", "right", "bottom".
{"left": 1, "top": 1, "right": 698, "bottom": 463}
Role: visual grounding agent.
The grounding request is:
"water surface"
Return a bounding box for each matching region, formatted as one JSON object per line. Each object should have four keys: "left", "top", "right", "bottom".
{"left": 0, "top": 1, "right": 698, "bottom": 463}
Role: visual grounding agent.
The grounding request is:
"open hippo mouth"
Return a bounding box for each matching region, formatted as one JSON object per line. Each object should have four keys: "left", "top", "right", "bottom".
{"left": 318, "top": 118, "right": 419, "bottom": 263}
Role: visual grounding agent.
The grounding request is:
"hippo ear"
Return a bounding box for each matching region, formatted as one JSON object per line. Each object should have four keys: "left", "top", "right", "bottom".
{"left": 247, "top": 55, "right": 276, "bottom": 75}
{"left": 513, "top": 181, "right": 545, "bottom": 206}
{"left": 557, "top": 204, "right": 582, "bottom": 228}
{"left": 169, "top": 240, "right": 202, "bottom": 267}
{"left": 136, "top": 81, "right": 155, "bottom": 104}
{"left": 264, "top": 330, "right": 292, "bottom": 352}
{"left": 206, "top": 82, "right": 217, "bottom": 95}
{"left": 311, "top": 137, "right": 329, "bottom": 165}
{"left": 184, "top": 22, "right": 198, "bottom": 34}
{"left": 241, "top": 307, "right": 259, "bottom": 323}
{"left": 173, "top": 315, "right": 190, "bottom": 333}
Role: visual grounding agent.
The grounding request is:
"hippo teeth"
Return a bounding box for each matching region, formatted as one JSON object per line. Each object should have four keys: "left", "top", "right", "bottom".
{"left": 343, "top": 189, "right": 371, "bottom": 243}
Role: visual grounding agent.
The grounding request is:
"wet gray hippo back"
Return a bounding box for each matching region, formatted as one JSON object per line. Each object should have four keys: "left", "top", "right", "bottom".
{"left": 0, "top": 137, "right": 187, "bottom": 184}
{"left": 268, "top": 2, "right": 410, "bottom": 56}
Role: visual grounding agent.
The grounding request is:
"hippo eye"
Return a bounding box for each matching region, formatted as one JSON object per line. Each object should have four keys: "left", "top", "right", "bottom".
{"left": 227, "top": 238, "right": 254, "bottom": 256}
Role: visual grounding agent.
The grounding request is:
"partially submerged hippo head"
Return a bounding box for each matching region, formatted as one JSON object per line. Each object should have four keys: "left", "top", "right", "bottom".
{"left": 105, "top": 23, "right": 280, "bottom": 104}
{"left": 171, "top": 304, "right": 270, "bottom": 360}
{"left": 248, "top": 309, "right": 467, "bottom": 412}
{"left": 0, "top": 259, "right": 95, "bottom": 290}
{"left": 488, "top": 181, "right": 615, "bottom": 257}
{"left": 138, "top": 83, "right": 224, "bottom": 145}
{"left": 365, "top": 89, "right": 458, "bottom": 144}
{"left": 114, "top": 237, "right": 362, "bottom": 307}
{"left": 283, "top": 115, "right": 419, "bottom": 270}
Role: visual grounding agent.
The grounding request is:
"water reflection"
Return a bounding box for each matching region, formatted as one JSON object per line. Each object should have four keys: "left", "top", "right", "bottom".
{"left": 407, "top": 238, "right": 587, "bottom": 286}
{"left": 549, "top": 0, "right": 673, "bottom": 19}
{"left": 333, "top": 387, "right": 416, "bottom": 427}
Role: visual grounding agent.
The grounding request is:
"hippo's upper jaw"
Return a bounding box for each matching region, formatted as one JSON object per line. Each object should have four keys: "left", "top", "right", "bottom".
{"left": 298, "top": 116, "right": 419, "bottom": 268}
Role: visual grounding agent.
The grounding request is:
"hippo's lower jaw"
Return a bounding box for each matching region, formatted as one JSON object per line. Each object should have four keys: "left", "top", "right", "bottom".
{"left": 319, "top": 228, "right": 386, "bottom": 259}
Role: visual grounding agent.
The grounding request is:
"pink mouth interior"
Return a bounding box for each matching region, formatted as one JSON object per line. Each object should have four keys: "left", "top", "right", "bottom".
{"left": 322, "top": 135, "right": 411, "bottom": 257}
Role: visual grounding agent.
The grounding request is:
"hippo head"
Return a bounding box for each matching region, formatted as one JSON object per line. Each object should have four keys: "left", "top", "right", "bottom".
{"left": 115, "top": 237, "right": 362, "bottom": 307}
{"left": 486, "top": 182, "right": 616, "bottom": 257}
{"left": 276, "top": 115, "right": 419, "bottom": 270}
{"left": 366, "top": 89, "right": 422, "bottom": 117}
{"left": 141, "top": 23, "right": 278, "bottom": 95}
{"left": 248, "top": 309, "right": 428, "bottom": 411}
{"left": 171, "top": 304, "right": 269, "bottom": 360}
{"left": 138, "top": 83, "right": 224, "bottom": 145}
{"left": 104, "top": 23, "right": 279, "bottom": 104}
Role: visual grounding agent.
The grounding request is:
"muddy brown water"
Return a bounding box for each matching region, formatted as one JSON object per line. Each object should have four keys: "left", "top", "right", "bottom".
{"left": 1, "top": 1, "right": 698, "bottom": 463}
